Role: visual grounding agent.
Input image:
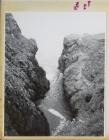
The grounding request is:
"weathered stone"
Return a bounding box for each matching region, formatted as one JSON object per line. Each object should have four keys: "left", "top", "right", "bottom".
{"left": 5, "top": 13, "right": 50, "bottom": 136}
{"left": 58, "top": 34, "right": 104, "bottom": 136}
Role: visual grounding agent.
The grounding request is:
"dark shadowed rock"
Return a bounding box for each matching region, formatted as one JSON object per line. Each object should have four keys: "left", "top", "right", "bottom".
{"left": 5, "top": 13, "right": 50, "bottom": 136}
{"left": 58, "top": 34, "right": 104, "bottom": 136}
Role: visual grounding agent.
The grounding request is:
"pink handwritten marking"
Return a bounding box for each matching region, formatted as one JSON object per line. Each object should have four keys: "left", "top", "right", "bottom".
{"left": 73, "top": 0, "right": 92, "bottom": 11}
{"left": 88, "top": 0, "right": 91, "bottom": 7}
{"left": 74, "top": 5, "right": 78, "bottom": 10}
{"left": 75, "top": 1, "right": 80, "bottom": 8}
{"left": 83, "top": 3, "right": 87, "bottom": 10}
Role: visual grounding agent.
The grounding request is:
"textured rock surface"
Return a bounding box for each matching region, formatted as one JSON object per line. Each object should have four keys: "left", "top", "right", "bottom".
{"left": 5, "top": 13, "right": 50, "bottom": 136}
{"left": 58, "top": 34, "right": 104, "bottom": 136}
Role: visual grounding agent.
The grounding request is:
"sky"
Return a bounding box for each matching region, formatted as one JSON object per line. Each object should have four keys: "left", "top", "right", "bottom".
{"left": 12, "top": 12, "right": 106, "bottom": 80}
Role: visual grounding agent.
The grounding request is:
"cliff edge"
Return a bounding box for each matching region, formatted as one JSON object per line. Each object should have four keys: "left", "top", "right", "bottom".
{"left": 5, "top": 13, "right": 50, "bottom": 136}
{"left": 58, "top": 34, "right": 104, "bottom": 136}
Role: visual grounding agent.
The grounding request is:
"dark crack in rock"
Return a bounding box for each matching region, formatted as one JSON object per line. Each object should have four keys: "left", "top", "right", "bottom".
{"left": 5, "top": 13, "right": 50, "bottom": 136}
{"left": 58, "top": 34, "right": 104, "bottom": 136}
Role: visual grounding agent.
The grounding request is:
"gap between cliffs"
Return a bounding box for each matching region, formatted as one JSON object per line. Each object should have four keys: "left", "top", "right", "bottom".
{"left": 38, "top": 69, "right": 73, "bottom": 135}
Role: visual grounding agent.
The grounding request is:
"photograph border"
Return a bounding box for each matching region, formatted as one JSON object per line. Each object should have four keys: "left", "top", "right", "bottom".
{"left": 0, "top": 0, "right": 109, "bottom": 140}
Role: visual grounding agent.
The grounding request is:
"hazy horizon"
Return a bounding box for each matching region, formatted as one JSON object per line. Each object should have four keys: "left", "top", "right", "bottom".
{"left": 12, "top": 12, "right": 106, "bottom": 80}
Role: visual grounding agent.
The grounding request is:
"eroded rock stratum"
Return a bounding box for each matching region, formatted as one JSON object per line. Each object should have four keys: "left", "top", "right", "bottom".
{"left": 58, "top": 34, "right": 104, "bottom": 136}
{"left": 5, "top": 13, "right": 50, "bottom": 136}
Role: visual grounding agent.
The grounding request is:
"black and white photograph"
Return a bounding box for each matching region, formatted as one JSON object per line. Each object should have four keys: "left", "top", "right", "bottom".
{"left": 5, "top": 12, "right": 105, "bottom": 136}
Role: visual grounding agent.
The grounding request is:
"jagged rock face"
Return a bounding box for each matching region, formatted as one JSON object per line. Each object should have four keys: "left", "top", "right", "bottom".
{"left": 58, "top": 34, "right": 104, "bottom": 136}
{"left": 5, "top": 13, "right": 50, "bottom": 136}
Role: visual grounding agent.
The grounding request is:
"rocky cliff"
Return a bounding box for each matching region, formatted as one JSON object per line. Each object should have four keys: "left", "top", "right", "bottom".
{"left": 58, "top": 34, "right": 104, "bottom": 136}
{"left": 5, "top": 13, "right": 50, "bottom": 136}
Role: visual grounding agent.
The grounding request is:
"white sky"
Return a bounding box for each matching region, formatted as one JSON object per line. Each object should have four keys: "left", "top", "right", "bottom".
{"left": 12, "top": 12, "right": 106, "bottom": 80}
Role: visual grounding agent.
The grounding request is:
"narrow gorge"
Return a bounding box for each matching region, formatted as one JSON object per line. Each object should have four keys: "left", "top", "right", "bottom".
{"left": 5, "top": 13, "right": 104, "bottom": 136}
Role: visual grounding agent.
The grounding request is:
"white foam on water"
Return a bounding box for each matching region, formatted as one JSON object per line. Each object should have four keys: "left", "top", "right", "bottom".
{"left": 48, "top": 108, "right": 65, "bottom": 120}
